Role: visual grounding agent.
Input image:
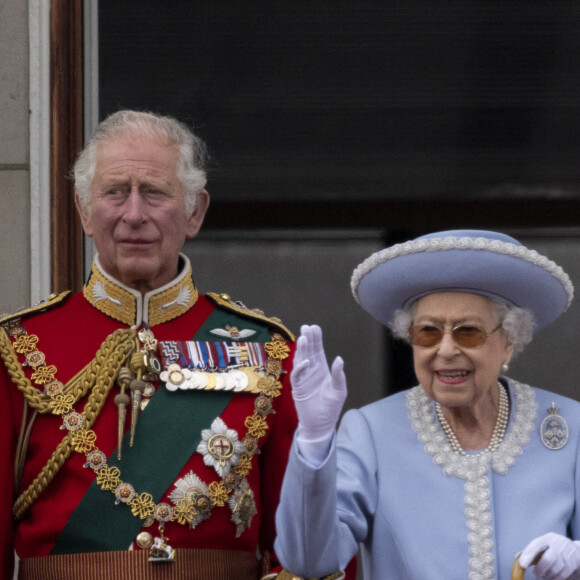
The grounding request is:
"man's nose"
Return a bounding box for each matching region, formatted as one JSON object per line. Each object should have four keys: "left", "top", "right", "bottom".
{"left": 122, "top": 189, "right": 146, "bottom": 224}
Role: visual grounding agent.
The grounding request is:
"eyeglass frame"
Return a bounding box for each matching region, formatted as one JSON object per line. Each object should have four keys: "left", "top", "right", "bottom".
{"left": 408, "top": 322, "right": 503, "bottom": 349}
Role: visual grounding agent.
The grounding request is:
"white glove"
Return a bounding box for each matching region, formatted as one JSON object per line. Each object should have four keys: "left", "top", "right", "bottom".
{"left": 291, "top": 325, "right": 347, "bottom": 466}
{"left": 519, "top": 533, "right": 580, "bottom": 579}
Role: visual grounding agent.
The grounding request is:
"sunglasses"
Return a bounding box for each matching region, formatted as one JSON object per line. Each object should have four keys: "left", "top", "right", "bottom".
{"left": 409, "top": 323, "right": 502, "bottom": 349}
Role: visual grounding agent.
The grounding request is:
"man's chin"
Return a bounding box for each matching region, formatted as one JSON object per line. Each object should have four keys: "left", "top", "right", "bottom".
{"left": 115, "top": 261, "right": 162, "bottom": 290}
{"left": 101, "top": 255, "right": 178, "bottom": 291}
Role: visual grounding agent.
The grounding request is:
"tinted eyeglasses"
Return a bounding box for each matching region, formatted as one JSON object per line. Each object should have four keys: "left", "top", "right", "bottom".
{"left": 409, "top": 323, "right": 502, "bottom": 349}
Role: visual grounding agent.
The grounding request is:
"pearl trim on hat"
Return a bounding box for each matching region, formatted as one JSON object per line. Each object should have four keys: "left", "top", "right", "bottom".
{"left": 407, "top": 379, "right": 537, "bottom": 580}
{"left": 351, "top": 235, "right": 574, "bottom": 308}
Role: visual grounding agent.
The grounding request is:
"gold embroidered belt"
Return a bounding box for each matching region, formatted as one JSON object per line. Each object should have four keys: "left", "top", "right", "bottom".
{"left": 18, "top": 548, "right": 259, "bottom": 580}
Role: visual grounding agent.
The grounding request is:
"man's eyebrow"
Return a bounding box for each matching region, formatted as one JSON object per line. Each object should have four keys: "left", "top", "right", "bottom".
{"left": 138, "top": 178, "right": 174, "bottom": 189}
{"left": 96, "top": 174, "right": 175, "bottom": 189}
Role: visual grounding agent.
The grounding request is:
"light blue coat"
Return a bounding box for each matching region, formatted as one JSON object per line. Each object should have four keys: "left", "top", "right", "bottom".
{"left": 275, "top": 379, "right": 580, "bottom": 579}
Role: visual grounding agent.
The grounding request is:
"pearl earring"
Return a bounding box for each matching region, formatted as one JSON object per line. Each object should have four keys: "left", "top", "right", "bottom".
{"left": 501, "top": 363, "right": 509, "bottom": 372}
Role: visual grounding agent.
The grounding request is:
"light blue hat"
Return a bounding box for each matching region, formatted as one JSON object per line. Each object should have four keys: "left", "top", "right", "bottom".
{"left": 351, "top": 230, "right": 574, "bottom": 330}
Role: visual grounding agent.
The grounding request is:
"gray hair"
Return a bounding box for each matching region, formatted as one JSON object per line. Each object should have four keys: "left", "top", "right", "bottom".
{"left": 73, "top": 110, "right": 209, "bottom": 215}
{"left": 390, "top": 296, "right": 535, "bottom": 354}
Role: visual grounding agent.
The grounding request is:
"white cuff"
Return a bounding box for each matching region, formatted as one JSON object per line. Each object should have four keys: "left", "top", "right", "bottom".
{"left": 296, "top": 428, "right": 334, "bottom": 467}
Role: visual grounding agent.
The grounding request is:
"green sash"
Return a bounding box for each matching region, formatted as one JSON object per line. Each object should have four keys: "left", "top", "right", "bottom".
{"left": 52, "top": 306, "right": 271, "bottom": 553}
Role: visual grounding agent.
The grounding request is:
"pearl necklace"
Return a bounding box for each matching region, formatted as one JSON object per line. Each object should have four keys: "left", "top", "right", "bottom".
{"left": 435, "top": 382, "right": 509, "bottom": 456}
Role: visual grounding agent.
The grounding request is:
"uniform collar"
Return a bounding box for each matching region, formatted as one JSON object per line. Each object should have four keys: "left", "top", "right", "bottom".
{"left": 83, "top": 253, "right": 199, "bottom": 327}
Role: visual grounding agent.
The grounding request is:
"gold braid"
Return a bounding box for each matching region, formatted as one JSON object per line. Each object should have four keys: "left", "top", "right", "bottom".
{"left": 0, "top": 326, "right": 136, "bottom": 519}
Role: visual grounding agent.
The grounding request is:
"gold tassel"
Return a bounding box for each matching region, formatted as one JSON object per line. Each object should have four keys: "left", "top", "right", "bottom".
{"left": 115, "top": 367, "right": 134, "bottom": 460}
{"left": 129, "top": 379, "right": 147, "bottom": 446}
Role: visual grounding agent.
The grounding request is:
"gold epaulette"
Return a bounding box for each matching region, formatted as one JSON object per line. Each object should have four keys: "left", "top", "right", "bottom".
{"left": 206, "top": 292, "right": 295, "bottom": 341}
{"left": 0, "top": 291, "right": 72, "bottom": 326}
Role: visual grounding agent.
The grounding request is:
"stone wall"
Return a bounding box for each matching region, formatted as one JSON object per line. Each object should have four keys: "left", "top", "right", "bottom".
{"left": 0, "top": 0, "right": 30, "bottom": 315}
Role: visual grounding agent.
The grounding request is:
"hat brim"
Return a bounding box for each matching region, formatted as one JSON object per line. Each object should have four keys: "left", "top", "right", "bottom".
{"left": 352, "top": 236, "right": 573, "bottom": 330}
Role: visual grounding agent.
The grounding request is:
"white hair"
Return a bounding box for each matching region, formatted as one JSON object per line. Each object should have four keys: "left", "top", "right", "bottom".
{"left": 389, "top": 296, "right": 535, "bottom": 354}
{"left": 73, "top": 110, "right": 208, "bottom": 215}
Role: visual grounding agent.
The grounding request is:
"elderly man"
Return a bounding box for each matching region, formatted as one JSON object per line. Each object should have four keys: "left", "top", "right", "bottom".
{"left": 0, "top": 111, "right": 345, "bottom": 580}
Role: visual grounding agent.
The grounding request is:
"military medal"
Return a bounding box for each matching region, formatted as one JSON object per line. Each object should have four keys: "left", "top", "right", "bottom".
{"left": 214, "top": 373, "right": 226, "bottom": 390}
{"left": 540, "top": 402, "right": 569, "bottom": 450}
{"left": 205, "top": 373, "right": 217, "bottom": 390}
{"left": 197, "top": 417, "right": 245, "bottom": 478}
{"left": 224, "top": 371, "right": 238, "bottom": 391}
{"left": 160, "top": 363, "right": 257, "bottom": 393}
{"left": 169, "top": 471, "right": 213, "bottom": 529}
{"left": 160, "top": 364, "right": 193, "bottom": 391}
{"left": 228, "top": 478, "right": 257, "bottom": 537}
{"left": 158, "top": 340, "right": 269, "bottom": 396}
{"left": 142, "top": 381, "right": 155, "bottom": 397}
{"left": 191, "top": 369, "right": 209, "bottom": 389}
{"left": 136, "top": 531, "right": 154, "bottom": 550}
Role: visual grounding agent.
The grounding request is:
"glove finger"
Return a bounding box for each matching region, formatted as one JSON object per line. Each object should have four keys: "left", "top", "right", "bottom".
{"left": 300, "top": 325, "right": 320, "bottom": 367}
{"left": 308, "top": 325, "right": 328, "bottom": 367}
{"left": 298, "top": 325, "right": 312, "bottom": 355}
{"left": 330, "top": 356, "right": 348, "bottom": 398}
{"left": 535, "top": 543, "right": 578, "bottom": 579}
{"left": 290, "top": 357, "right": 312, "bottom": 394}
{"left": 292, "top": 331, "right": 327, "bottom": 386}
{"left": 299, "top": 324, "right": 330, "bottom": 374}
{"left": 548, "top": 561, "right": 569, "bottom": 579}
{"left": 534, "top": 559, "right": 565, "bottom": 580}
{"left": 297, "top": 326, "right": 325, "bottom": 372}
{"left": 530, "top": 548, "right": 557, "bottom": 578}
{"left": 293, "top": 334, "right": 310, "bottom": 366}
{"left": 520, "top": 538, "right": 551, "bottom": 568}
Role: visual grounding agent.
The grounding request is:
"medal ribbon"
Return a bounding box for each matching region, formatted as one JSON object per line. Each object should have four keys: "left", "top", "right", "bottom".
{"left": 159, "top": 340, "right": 267, "bottom": 370}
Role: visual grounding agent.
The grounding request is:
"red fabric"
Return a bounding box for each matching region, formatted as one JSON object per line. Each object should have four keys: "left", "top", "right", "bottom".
{"left": 1, "top": 292, "right": 300, "bottom": 578}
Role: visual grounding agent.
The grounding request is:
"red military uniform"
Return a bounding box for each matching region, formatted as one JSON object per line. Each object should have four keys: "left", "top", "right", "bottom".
{"left": 0, "top": 255, "right": 301, "bottom": 580}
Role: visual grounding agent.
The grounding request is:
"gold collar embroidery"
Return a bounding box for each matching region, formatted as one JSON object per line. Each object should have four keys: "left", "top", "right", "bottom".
{"left": 84, "top": 254, "right": 199, "bottom": 327}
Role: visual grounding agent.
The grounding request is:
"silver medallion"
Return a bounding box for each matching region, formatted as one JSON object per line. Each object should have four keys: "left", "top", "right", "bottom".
{"left": 224, "top": 371, "right": 238, "bottom": 391}
{"left": 214, "top": 373, "right": 226, "bottom": 391}
{"left": 232, "top": 370, "right": 249, "bottom": 392}
{"left": 540, "top": 402, "right": 568, "bottom": 450}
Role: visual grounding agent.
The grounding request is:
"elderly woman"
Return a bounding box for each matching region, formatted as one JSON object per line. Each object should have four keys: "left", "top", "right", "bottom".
{"left": 274, "top": 230, "right": 580, "bottom": 580}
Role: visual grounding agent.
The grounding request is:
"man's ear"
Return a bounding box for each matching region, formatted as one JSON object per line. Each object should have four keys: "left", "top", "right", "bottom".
{"left": 186, "top": 189, "right": 210, "bottom": 239}
{"left": 75, "top": 193, "right": 94, "bottom": 237}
